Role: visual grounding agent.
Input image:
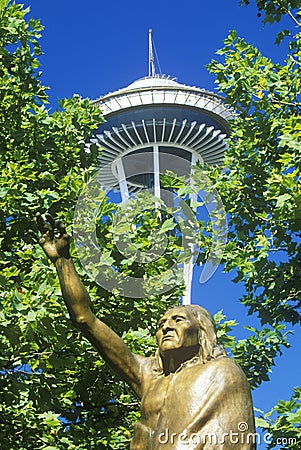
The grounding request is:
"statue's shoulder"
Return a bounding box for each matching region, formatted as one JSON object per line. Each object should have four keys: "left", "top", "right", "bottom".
{"left": 210, "top": 354, "right": 241, "bottom": 368}
{"left": 205, "top": 356, "right": 250, "bottom": 387}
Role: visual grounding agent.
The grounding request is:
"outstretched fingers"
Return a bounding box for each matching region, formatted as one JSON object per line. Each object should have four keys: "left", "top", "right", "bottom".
{"left": 56, "top": 221, "right": 67, "bottom": 236}
{"left": 35, "top": 212, "right": 56, "bottom": 240}
{"left": 30, "top": 212, "right": 70, "bottom": 262}
{"left": 45, "top": 214, "right": 67, "bottom": 239}
{"left": 45, "top": 213, "right": 58, "bottom": 239}
{"left": 34, "top": 212, "right": 68, "bottom": 245}
{"left": 26, "top": 229, "right": 41, "bottom": 244}
{"left": 45, "top": 213, "right": 56, "bottom": 229}
{"left": 35, "top": 212, "right": 49, "bottom": 234}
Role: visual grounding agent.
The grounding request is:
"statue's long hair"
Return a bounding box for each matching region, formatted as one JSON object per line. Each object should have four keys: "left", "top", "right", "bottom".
{"left": 153, "top": 305, "right": 226, "bottom": 374}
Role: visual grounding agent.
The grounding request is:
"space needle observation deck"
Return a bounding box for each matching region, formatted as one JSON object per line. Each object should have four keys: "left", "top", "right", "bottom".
{"left": 87, "top": 31, "right": 232, "bottom": 303}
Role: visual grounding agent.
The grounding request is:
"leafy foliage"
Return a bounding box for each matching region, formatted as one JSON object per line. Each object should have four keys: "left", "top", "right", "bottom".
{"left": 240, "top": 0, "right": 301, "bottom": 27}
{"left": 256, "top": 388, "right": 301, "bottom": 449}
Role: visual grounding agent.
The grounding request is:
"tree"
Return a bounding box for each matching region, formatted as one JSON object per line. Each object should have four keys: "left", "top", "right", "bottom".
{"left": 203, "top": 0, "right": 301, "bottom": 447}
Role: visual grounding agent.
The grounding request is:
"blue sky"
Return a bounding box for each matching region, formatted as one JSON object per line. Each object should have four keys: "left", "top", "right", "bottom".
{"left": 25, "top": 1, "right": 300, "bottom": 448}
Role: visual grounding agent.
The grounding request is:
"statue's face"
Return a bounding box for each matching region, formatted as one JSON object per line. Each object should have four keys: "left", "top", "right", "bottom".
{"left": 156, "top": 307, "right": 199, "bottom": 354}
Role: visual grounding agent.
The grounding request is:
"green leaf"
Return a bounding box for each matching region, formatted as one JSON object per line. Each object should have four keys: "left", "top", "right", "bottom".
{"left": 276, "top": 193, "right": 291, "bottom": 208}
{"left": 161, "top": 218, "right": 176, "bottom": 232}
{"left": 255, "top": 417, "right": 270, "bottom": 428}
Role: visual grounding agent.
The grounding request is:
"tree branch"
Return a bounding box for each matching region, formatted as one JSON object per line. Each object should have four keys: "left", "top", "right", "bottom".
{"left": 288, "top": 9, "right": 301, "bottom": 27}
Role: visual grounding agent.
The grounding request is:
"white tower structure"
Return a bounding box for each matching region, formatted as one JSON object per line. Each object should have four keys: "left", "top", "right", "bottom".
{"left": 89, "top": 32, "right": 231, "bottom": 304}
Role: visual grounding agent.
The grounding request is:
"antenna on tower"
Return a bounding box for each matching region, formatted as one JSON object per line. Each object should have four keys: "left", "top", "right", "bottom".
{"left": 148, "top": 29, "right": 155, "bottom": 77}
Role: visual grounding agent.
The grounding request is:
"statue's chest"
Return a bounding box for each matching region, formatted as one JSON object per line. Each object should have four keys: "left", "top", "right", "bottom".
{"left": 140, "top": 367, "right": 202, "bottom": 428}
{"left": 140, "top": 376, "right": 171, "bottom": 423}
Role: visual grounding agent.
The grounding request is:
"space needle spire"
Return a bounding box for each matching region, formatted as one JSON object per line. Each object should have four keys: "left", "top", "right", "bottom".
{"left": 148, "top": 29, "right": 155, "bottom": 77}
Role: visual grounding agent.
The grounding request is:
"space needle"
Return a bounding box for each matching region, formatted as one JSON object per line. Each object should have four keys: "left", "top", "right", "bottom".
{"left": 88, "top": 30, "right": 231, "bottom": 304}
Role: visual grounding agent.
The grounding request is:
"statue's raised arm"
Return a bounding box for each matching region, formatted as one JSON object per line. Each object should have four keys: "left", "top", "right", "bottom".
{"left": 33, "top": 213, "right": 143, "bottom": 397}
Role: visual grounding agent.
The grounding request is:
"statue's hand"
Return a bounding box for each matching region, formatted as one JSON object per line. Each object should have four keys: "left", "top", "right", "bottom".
{"left": 33, "top": 212, "right": 70, "bottom": 263}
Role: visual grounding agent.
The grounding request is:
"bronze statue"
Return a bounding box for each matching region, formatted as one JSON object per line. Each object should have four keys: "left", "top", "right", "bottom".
{"left": 33, "top": 213, "right": 256, "bottom": 449}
